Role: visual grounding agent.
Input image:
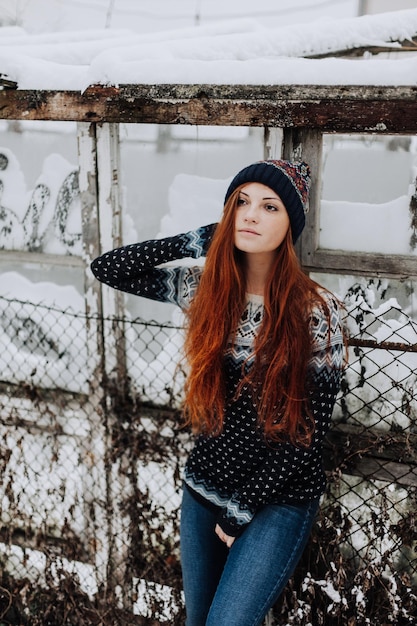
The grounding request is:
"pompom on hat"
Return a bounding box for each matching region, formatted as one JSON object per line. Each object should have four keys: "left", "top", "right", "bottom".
{"left": 224, "top": 159, "right": 311, "bottom": 243}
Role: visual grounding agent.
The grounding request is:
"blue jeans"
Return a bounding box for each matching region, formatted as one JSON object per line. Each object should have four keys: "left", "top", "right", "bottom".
{"left": 180, "top": 486, "right": 319, "bottom": 626}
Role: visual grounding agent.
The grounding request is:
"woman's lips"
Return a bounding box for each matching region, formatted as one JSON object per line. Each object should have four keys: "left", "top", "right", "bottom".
{"left": 238, "top": 228, "right": 260, "bottom": 235}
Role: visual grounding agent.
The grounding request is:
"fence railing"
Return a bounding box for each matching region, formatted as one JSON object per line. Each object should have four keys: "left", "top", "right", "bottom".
{"left": 0, "top": 291, "right": 416, "bottom": 625}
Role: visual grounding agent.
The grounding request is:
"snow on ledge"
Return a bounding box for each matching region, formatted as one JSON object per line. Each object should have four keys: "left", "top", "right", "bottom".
{"left": 0, "top": 8, "right": 417, "bottom": 91}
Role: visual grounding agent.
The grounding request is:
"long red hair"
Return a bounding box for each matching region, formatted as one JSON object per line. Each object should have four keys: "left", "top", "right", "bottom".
{"left": 182, "top": 186, "right": 329, "bottom": 447}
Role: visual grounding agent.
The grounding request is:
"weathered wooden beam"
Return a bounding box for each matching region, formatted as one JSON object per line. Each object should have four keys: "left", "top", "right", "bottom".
{"left": 0, "top": 74, "right": 18, "bottom": 89}
{"left": 0, "top": 249, "right": 84, "bottom": 267}
{"left": 341, "top": 457, "right": 417, "bottom": 487}
{"left": 308, "top": 36, "right": 417, "bottom": 58}
{"left": 1, "top": 84, "right": 417, "bottom": 132}
{"left": 301, "top": 247, "right": 417, "bottom": 278}
{"left": 324, "top": 422, "right": 417, "bottom": 487}
{"left": 325, "top": 422, "right": 417, "bottom": 465}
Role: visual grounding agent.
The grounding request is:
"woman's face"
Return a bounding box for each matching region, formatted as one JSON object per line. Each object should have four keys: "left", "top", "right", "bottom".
{"left": 234, "top": 182, "right": 290, "bottom": 259}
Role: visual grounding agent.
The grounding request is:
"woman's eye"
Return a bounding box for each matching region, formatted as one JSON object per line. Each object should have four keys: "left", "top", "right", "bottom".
{"left": 265, "top": 204, "right": 278, "bottom": 212}
{"left": 237, "top": 197, "right": 246, "bottom": 206}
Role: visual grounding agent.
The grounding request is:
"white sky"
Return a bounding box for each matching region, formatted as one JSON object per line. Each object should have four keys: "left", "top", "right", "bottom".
{"left": 0, "top": 0, "right": 360, "bottom": 33}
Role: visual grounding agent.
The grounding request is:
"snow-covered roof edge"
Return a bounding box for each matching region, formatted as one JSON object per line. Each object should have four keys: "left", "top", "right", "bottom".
{"left": 0, "top": 8, "right": 416, "bottom": 91}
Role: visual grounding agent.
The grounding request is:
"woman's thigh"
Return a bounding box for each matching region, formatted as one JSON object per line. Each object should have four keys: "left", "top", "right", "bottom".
{"left": 180, "top": 487, "right": 229, "bottom": 626}
{"left": 206, "top": 499, "right": 319, "bottom": 626}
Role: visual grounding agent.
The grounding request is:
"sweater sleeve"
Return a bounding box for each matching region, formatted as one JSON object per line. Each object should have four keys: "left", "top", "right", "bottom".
{"left": 217, "top": 293, "right": 345, "bottom": 537}
{"left": 90, "top": 224, "right": 216, "bottom": 307}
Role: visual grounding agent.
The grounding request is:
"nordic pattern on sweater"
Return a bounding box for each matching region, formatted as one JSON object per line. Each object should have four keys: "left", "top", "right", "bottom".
{"left": 91, "top": 225, "right": 344, "bottom": 537}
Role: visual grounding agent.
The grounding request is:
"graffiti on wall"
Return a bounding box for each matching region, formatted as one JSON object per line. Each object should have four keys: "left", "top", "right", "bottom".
{"left": 0, "top": 148, "right": 81, "bottom": 255}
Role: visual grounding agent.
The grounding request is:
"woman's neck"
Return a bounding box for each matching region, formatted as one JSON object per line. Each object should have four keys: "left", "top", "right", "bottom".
{"left": 244, "top": 253, "right": 275, "bottom": 296}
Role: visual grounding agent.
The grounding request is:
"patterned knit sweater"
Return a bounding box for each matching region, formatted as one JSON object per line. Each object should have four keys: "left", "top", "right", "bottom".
{"left": 91, "top": 225, "right": 344, "bottom": 537}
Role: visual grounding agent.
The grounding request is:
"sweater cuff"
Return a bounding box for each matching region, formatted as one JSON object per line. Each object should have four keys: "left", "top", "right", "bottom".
{"left": 182, "top": 223, "right": 217, "bottom": 258}
{"left": 216, "top": 504, "right": 254, "bottom": 538}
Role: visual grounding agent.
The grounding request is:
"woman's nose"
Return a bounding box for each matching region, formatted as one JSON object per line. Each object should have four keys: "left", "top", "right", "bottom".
{"left": 243, "top": 205, "right": 259, "bottom": 222}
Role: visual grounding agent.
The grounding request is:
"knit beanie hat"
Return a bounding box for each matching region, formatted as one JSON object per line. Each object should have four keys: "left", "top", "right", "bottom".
{"left": 224, "top": 159, "right": 311, "bottom": 243}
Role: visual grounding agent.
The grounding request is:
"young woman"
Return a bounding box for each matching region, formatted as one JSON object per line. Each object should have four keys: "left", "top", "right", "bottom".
{"left": 91, "top": 159, "right": 345, "bottom": 626}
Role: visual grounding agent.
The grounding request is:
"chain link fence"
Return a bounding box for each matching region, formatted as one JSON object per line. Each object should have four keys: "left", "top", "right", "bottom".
{"left": 0, "top": 283, "right": 416, "bottom": 625}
